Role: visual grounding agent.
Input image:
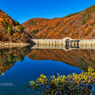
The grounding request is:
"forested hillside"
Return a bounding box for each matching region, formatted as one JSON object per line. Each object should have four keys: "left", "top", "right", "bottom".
{"left": 22, "top": 5, "right": 95, "bottom": 39}
{"left": 1, "top": 5, "right": 95, "bottom": 42}
{"left": 0, "top": 10, "right": 32, "bottom": 43}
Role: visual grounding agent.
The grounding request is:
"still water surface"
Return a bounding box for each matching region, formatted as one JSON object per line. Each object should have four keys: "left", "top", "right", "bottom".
{"left": 0, "top": 45, "right": 95, "bottom": 95}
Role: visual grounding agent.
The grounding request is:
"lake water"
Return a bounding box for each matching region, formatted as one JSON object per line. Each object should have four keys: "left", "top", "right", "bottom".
{"left": 0, "top": 45, "right": 95, "bottom": 95}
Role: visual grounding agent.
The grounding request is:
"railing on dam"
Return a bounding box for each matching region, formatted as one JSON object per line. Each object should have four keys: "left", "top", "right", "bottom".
{"left": 31, "top": 37, "right": 95, "bottom": 51}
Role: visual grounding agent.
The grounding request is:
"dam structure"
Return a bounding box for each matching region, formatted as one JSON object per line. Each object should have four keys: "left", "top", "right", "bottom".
{"left": 31, "top": 37, "right": 95, "bottom": 51}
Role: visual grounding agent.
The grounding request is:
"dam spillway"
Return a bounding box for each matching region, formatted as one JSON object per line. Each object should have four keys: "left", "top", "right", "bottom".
{"left": 31, "top": 37, "right": 95, "bottom": 50}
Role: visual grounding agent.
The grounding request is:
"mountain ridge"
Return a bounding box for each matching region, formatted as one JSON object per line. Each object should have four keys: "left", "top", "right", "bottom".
{"left": 22, "top": 4, "right": 95, "bottom": 39}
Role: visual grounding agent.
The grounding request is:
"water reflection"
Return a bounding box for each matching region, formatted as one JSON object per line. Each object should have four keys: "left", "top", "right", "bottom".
{"left": 0, "top": 45, "right": 95, "bottom": 94}
{"left": 0, "top": 46, "right": 31, "bottom": 75}
{"left": 27, "top": 48, "right": 95, "bottom": 72}
{"left": 0, "top": 55, "right": 82, "bottom": 95}
{"left": 0, "top": 45, "right": 95, "bottom": 73}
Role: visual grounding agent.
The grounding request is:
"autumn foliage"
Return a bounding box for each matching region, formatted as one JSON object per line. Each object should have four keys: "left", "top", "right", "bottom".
{"left": 0, "top": 9, "right": 32, "bottom": 43}
{"left": 1, "top": 5, "right": 95, "bottom": 42}
{"left": 22, "top": 5, "right": 95, "bottom": 39}
{"left": 29, "top": 67, "right": 95, "bottom": 94}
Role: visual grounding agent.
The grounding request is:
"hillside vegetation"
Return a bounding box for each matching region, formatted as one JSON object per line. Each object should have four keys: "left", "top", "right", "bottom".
{"left": 1, "top": 5, "right": 95, "bottom": 42}
{"left": 0, "top": 10, "right": 32, "bottom": 43}
{"left": 22, "top": 5, "right": 95, "bottom": 39}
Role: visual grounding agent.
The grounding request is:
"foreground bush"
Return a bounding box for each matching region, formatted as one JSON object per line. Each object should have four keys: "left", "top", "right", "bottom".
{"left": 26, "top": 67, "right": 95, "bottom": 95}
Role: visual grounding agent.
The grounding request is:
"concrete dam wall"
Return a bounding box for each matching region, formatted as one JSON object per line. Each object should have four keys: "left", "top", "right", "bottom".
{"left": 32, "top": 39, "right": 66, "bottom": 45}
{"left": 31, "top": 37, "right": 95, "bottom": 50}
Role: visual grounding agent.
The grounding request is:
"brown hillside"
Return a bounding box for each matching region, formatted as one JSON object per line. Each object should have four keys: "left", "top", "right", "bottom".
{"left": 22, "top": 5, "right": 95, "bottom": 39}
{"left": 0, "top": 9, "right": 32, "bottom": 43}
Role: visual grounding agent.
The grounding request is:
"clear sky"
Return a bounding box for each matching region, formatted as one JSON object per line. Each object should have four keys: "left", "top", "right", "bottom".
{"left": 0, "top": 0, "right": 95, "bottom": 24}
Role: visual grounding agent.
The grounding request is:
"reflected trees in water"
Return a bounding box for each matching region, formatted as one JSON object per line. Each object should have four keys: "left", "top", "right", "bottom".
{"left": 0, "top": 46, "right": 31, "bottom": 75}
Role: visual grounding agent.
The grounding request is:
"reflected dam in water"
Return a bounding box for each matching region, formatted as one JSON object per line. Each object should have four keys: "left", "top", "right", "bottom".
{"left": 31, "top": 37, "right": 95, "bottom": 50}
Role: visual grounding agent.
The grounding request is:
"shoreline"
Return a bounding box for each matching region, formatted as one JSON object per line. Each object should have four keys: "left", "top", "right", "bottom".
{"left": 0, "top": 42, "right": 31, "bottom": 48}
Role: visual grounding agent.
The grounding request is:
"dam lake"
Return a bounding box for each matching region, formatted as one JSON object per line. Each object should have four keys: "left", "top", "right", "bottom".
{"left": 0, "top": 45, "right": 95, "bottom": 95}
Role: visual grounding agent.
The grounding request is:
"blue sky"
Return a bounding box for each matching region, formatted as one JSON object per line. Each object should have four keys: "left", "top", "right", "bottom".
{"left": 0, "top": 0, "right": 95, "bottom": 23}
